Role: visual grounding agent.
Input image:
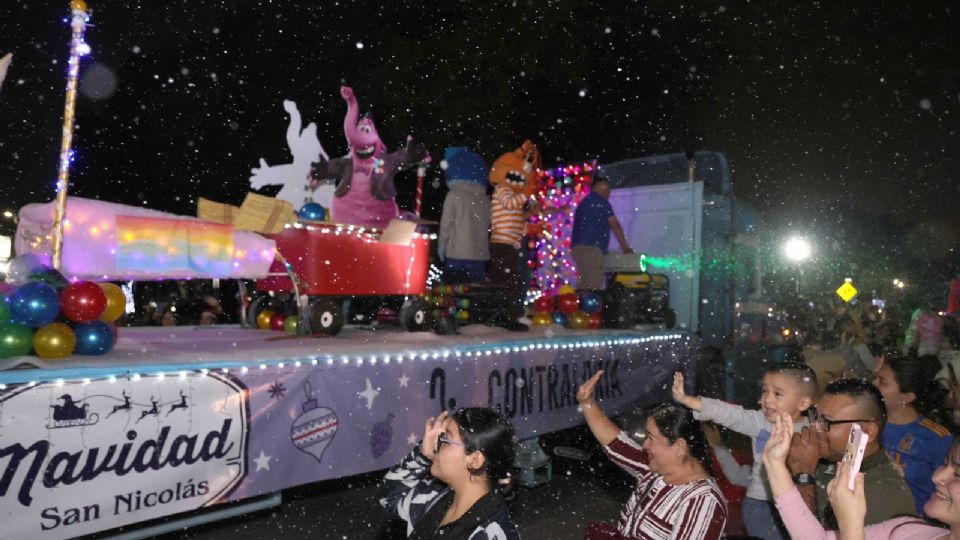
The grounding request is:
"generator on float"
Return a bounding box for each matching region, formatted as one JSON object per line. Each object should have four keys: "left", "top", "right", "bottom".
{"left": 601, "top": 271, "right": 675, "bottom": 329}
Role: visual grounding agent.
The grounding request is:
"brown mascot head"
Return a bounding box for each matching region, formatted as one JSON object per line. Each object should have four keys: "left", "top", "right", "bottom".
{"left": 489, "top": 140, "right": 542, "bottom": 197}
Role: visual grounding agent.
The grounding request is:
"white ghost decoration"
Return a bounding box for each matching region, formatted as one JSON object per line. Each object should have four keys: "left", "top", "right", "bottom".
{"left": 250, "top": 99, "right": 333, "bottom": 209}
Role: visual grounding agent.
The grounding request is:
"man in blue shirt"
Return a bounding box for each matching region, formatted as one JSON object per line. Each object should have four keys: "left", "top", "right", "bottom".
{"left": 571, "top": 176, "right": 633, "bottom": 290}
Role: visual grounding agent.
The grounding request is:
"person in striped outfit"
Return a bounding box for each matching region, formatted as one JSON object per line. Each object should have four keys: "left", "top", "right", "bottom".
{"left": 578, "top": 370, "right": 728, "bottom": 539}
{"left": 487, "top": 140, "right": 542, "bottom": 331}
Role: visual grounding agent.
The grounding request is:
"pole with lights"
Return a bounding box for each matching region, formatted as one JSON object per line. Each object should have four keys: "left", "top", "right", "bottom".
{"left": 51, "top": 0, "right": 91, "bottom": 270}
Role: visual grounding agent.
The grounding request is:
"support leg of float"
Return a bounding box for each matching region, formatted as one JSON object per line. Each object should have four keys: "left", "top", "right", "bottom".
{"left": 100, "top": 493, "right": 282, "bottom": 540}
{"left": 515, "top": 437, "right": 552, "bottom": 488}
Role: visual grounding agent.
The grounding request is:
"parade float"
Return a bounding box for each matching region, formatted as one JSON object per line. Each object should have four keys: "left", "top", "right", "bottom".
{"left": 0, "top": 3, "right": 689, "bottom": 538}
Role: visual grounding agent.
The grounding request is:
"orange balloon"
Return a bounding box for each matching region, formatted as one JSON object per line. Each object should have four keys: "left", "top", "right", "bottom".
{"left": 256, "top": 310, "right": 274, "bottom": 330}
{"left": 98, "top": 283, "right": 127, "bottom": 322}
{"left": 34, "top": 322, "right": 76, "bottom": 359}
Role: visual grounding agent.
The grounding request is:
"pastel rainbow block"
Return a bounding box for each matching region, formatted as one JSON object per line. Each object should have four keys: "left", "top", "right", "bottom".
{"left": 16, "top": 197, "right": 276, "bottom": 280}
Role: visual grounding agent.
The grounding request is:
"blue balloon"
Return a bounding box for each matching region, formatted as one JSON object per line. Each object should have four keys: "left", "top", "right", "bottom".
{"left": 552, "top": 312, "right": 568, "bottom": 326}
{"left": 9, "top": 282, "right": 61, "bottom": 328}
{"left": 74, "top": 321, "right": 115, "bottom": 355}
{"left": 580, "top": 292, "right": 603, "bottom": 314}
{"left": 298, "top": 202, "right": 326, "bottom": 221}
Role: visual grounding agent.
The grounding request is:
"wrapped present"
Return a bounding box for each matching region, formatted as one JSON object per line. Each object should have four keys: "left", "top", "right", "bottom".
{"left": 197, "top": 197, "right": 239, "bottom": 225}
{"left": 235, "top": 192, "right": 296, "bottom": 234}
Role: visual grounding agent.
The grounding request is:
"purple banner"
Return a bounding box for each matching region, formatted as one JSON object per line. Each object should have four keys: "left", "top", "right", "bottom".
{"left": 0, "top": 331, "right": 689, "bottom": 538}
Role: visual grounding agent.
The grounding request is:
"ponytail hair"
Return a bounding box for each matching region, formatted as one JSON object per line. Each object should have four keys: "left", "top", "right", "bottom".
{"left": 647, "top": 402, "right": 713, "bottom": 476}
{"left": 887, "top": 355, "right": 950, "bottom": 426}
{"left": 453, "top": 408, "right": 517, "bottom": 497}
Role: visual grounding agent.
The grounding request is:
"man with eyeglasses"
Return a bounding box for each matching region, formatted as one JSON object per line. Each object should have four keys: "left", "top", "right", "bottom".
{"left": 787, "top": 378, "right": 916, "bottom": 529}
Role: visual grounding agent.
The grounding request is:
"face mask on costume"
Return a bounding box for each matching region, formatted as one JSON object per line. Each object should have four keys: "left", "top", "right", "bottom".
{"left": 489, "top": 139, "right": 542, "bottom": 197}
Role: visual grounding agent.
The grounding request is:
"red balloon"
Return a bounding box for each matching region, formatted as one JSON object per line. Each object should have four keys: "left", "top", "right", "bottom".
{"left": 588, "top": 313, "right": 602, "bottom": 329}
{"left": 60, "top": 281, "right": 107, "bottom": 322}
{"left": 269, "top": 312, "right": 287, "bottom": 331}
{"left": 534, "top": 296, "right": 554, "bottom": 313}
{"left": 557, "top": 293, "right": 580, "bottom": 314}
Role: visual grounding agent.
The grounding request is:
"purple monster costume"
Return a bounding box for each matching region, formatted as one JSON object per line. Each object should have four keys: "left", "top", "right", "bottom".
{"left": 309, "top": 86, "right": 428, "bottom": 228}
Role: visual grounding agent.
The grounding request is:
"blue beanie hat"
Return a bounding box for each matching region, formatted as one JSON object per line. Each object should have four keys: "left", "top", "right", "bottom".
{"left": 443, "top": 147, "right": 488, "bottom": 187}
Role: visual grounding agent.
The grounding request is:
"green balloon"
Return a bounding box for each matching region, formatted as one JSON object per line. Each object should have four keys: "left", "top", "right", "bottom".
{"left": 283, "top": 315, "right": 299, "bottom": 335}
{"left": 0, "top": 299, "right": 10, "bottom": 324}
{"left": 0, "top": 323, "right": 34, "bottom": 358}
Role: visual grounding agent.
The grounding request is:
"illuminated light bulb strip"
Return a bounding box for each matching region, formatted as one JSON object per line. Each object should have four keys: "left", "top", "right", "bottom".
{"left": 51, "top": 0, "right": 91, "bottom": 270}
{"left": 286, "top": 221, "right": 437, "bottom": 242}
{"left": 0, "top": 333, "right": 686, "bottom": 387}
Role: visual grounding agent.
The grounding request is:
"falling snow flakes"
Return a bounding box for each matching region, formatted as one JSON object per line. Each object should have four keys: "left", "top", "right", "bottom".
{"left": 920, "top": 98, "right": 932, "bottom": 110}
{"left": 132, "top": 45, "right": 141, "bottom": 54}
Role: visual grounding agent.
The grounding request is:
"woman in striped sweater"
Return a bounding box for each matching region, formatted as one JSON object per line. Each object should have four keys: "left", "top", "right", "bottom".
{"left": 578, "top": 371, "right": 727, "bottom": 539}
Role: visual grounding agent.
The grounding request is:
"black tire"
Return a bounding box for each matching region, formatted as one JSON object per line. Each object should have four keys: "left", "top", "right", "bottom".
{"left": 663, "top": 308, "right": 677, "bottom": 329}
{"left": 400, "top": 297, "right": 432, "bottom": 332}
{"left": 305, "top": 299, "right": 345, "bottom": 336}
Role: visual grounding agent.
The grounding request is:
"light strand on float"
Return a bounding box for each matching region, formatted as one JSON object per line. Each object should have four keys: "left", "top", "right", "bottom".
{"left": 0, "top": 332, "right": 686, "bottom": 386}
{"left": 51, "top": 0, "right": 91, "bottom": 270}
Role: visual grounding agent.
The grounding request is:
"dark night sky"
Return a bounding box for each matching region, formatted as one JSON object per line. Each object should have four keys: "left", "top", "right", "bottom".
{"left": 2, "top": 1, "right": 958, "bottom": 268}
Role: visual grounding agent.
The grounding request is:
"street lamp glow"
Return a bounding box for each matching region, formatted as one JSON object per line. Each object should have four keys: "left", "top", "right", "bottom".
{"left": 783, "top": 236, "right": 812, "bottom": 262}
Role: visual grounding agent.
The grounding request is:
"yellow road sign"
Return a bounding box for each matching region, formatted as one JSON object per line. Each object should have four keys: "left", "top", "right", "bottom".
{"left": 836, "top": 281, "right": 858, "bottom": 302}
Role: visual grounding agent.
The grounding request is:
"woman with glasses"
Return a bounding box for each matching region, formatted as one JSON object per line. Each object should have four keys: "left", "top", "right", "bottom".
{"left": 377, "top": 408, "right": 520, "bottom": 540}
{"left": 872, "top": 355, "right": 953, "bottom": 514}
{"left": 764, "top": 412, "right": 954, "bottom": 539}
{"left": 577, "top": 371, "right": 727, "bottom": 539}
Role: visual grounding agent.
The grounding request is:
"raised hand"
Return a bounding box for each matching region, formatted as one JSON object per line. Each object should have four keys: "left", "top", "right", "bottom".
{"left": 788, "top": 425, "right": 821, "bottom": 475}
{"left": 420, "top": 411, "right": 450, "bottom": 461}
{"left": 340, "top": 85, "right": 355, "bottom": 102}
{"left": 283, "top": 99, "right": 297, "bottom": 114}
{"left": 672, "top": 372, "right": 686, "bottom": 403}
{"left": 827, "top": 460, "right": 867, "bottom": 529}
{"left": 577, "top": 370, "right": 604, "bottom": 405}
{"left": 763, "top": 413, "right": 794, "bottom": 465}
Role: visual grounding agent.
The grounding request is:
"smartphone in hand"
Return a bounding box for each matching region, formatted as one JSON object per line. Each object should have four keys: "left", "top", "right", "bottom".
{"left": 842, "top": 423, "right": 868, "bottom": 491}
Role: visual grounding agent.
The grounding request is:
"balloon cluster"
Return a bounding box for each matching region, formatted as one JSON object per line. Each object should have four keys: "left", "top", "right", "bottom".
{"left": 255, "top": 308, "right": 300, "bottom": 335}
{"left": 427, "top": 284, "right": 471, "bottom": 322}
{"left": 0, "top": 255, "right": 124, "bottom": 359}
{"left": 530, "top": 285, "right": 603, "bottom": 329}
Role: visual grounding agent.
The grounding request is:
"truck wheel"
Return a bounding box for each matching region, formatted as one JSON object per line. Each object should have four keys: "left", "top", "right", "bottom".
{"left": 663, "top": 308, "right": 676, "bottom": 329}
{"left": 433, "top": 312, "right": 458, "bottom": 335}
{"left": 400, "top": 297, "right": 432, "bottom": 332}
{"left": 306, "top": 299, "right": 345, "bottom": 336}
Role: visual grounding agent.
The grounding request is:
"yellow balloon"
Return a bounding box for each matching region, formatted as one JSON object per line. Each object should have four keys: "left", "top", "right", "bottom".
{"left": 256, "top": 310, "right": 274, "bottom": 330}
{"left": 98, "top": 283, "right": 127, "bottom": 322}
{"left": 532, "top": 312, "right": 553, "bottom": 326}
{"left": 34, "top": 323, "right": 76, "bottom": 359}
{"left": 568, "top": 311, "right": 590, "bottom": 330}
{"left": 557, "top": 285, "right": 576, "bottom": 296}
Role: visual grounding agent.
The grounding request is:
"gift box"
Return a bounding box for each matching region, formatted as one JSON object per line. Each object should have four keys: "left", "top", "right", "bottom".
{"left": 197, "top": 197, "right": 239, "bottom": 225}
{"left": 235, "top": 192, "right": 296, "bottom": 234}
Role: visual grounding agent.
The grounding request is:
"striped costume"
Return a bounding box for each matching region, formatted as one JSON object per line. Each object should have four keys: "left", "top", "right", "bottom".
{"left": 490, "top": 186, "right": 528, "bottom": 249}
{"left": 600, "top": 432, "right": 727, "bottom": 539}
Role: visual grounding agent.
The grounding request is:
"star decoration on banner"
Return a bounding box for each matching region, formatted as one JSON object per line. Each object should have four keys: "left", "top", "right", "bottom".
{"left": 359, "top": 378, "right": 380, "bottom": 410}
{"left": 254, "top": 450, "right": 272, "bottom": 472}
{"left": 268, "top": 379, "right": 286, "bottom": 400}
{"left": 398, "top": 373, "right": 410, "bottom": 388}
{"left": 407, "top": 433, "right": 418, "bottom": 446}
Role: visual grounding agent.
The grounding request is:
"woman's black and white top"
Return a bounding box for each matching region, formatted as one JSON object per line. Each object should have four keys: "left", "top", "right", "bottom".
{"left": 377, "top": 447, "right": 521, "bottom": 540}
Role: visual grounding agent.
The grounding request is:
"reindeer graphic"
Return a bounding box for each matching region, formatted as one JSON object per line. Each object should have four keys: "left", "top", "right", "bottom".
{"left": 137, "top": 396, "right": 160, "bottom": 423}
{"left": 166, "top": 390, "right": 189, "bottom": 416}
{"left": 106, "top": 390, "right": 132, "bottom": 418}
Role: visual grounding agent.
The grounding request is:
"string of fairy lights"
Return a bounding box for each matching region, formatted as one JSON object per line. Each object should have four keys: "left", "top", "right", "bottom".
{"left": 0, "top": 333, "right": 687, "bottom": 387}
{"left": 530, "top": 162, "right": 596, "bottom": 294}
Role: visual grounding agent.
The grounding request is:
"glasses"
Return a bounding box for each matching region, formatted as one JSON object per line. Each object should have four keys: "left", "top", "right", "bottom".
{"left": 437, "top": 435, "right": 466, "bottom": 451}
{"left": 809, "top": 408, "right": 873, "bottom": 433}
